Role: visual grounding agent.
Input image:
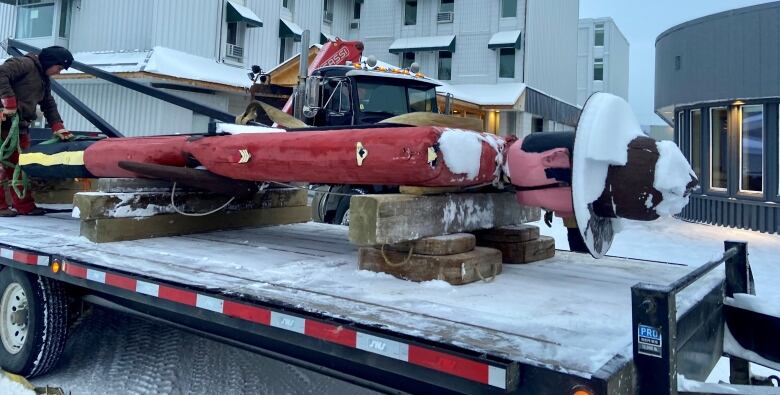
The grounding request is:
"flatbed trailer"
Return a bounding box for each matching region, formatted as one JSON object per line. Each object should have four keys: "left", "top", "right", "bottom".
{"left": 0, "top": 212, "right": 776, "bottom": 394}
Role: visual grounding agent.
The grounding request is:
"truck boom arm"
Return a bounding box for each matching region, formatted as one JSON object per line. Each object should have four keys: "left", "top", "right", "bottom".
{"left": 281, "top": 39, "right": 364, "bottom": 114}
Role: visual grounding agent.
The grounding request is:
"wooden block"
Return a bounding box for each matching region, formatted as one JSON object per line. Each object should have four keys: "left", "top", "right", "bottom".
{"left": 74, "top": 188, "right": 307, "bottom": 220}
{"left": 385, "top": 233, "right": 476, "bottom": 256}
{"left": 473, "top": 224, "right": 540, "bottom": 243}
{"left": 478, "top": 236, "right": 555, "bottom": 264}
{"left": 80, "top": 205, "right": 311, "bottom": 243}
{"left": 399, "top": 186, "right": 463, "bottom": 195}
{"left": 358, "top": 246, "right": 502, "bottom": 285}
{"left": 349, "top": 193, "right": 540, "bottom": 246}
{"left": 31, "top": 178, "right": 95, "bottom": 204}
{"left": 97, "top": 178, "right": 177, "bottom": 193}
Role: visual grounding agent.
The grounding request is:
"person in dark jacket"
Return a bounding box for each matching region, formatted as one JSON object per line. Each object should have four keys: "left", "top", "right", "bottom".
{"left": 0, "top": 46, "right": 74, "bottom": 216}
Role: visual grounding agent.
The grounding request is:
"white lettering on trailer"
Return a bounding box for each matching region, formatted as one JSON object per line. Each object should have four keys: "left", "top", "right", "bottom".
{"left": 36, "top": 255, "right": 48, "bottom": 266}
{"left": 136, "top": 281, "right": 160, "bottom": 297}
{"left": 0, "top": 249, "right": 13, "bottom": 260}
{"left": 270, "top": 312, "right": 305, "bottom": 334}
{"left": 86, "top": 269, "right": 106, "bottom": 284}
{"left": 356, "top": 333, "right": 409, "bottom": 361}
{"left": 488, "top": 365, "right": 507, "bottom": 389}
{"left": 195, "top": 294, "right": 224, "bottom": 313}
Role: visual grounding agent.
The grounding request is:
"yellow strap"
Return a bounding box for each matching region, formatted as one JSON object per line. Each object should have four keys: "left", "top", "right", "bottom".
{"left": 19, "top": 151, "right": 85, "bottom": 167}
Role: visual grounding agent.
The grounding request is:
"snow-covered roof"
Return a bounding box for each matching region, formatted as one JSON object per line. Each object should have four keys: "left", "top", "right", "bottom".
{"left": 436, "top": 83, "right": 527, "bottom": 106}
{"left": 389, "top": 35, "right": 456, "bottom": 54}
{"left": 226, "top": 0, "right": 263, "bottom": 28}
{"left": 61, "top": 47, "right": 252, "bottom": 89}
{"left": 488, "top": 30, "right": 522, "bottom": 49}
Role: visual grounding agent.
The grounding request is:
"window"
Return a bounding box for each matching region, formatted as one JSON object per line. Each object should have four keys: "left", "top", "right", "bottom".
{"left": 323, "top": 0, "right": 333, "bottom": 23}
{"left": 353, "top": 0, "right": 361, "bottom": 19}
{"left": 16, "top": 0, "right": 55, "bottom": 39}
{"left": 675, "top": 56, "right": 681, "bottom": 71}
{"left": 533, "top": 117, "right": 544, "bottom": 133}
{"left": 690, "top": 109, "right": 702, "bottom": 183}
{"left": 593, "top": 58, "right": 603, "bottom": 81}
{"left": 740, "top": 105, "right": 763, "bottom": 193}
{"left": 594, "top": 23, "right": 604, "bottom": 46}
{"left": 58, "top": 0, "right": 72, "bottom": 38}
{"left": 677, "top": 111, "right": 684, "bottom": 152}
{"left": 438, "top": 51, "right": 452, "bottom": 80}
{"left": 357, "top": 82, "right": 408, "bottom": 116}
{"left": 501, "top": 0, "right": 517, "bottom": 18}
{"left": 439, "top": 0, "right": 454, "bottom": 13}
{"left": 401, "top": 52, "right": 415, "bottom": 69}
{"left": 499, "top": 48, "right": 515, "bottom": 78}
{"left": 282, "top": 0, "right": 294, "bottom": 11}
{"left": 409, "top": 86, "right": 437, "bottom": 113}
{"left": 279, "top": 37, "right": 293, "bottom": 63}
{"left": 710, "top": 107, "right": 728, "bottom": 190}
{"left": 404, "top": 1, "right": 417, "bottom": 25}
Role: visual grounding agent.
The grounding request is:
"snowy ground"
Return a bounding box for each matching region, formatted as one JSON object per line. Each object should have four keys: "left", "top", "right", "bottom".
{"left": 533, "top": 216, "right": 780, "bottom": 384}
{"left": 7, "top": 216, "right": 778, "bottom": 393}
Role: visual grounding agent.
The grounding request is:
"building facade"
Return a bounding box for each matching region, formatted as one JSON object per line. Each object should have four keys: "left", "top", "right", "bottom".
{"left": 356, "top": 0, "right": 580, "bottom": 136}
{"left": 655, "top": 1, "right": 780, "bottom": 234}
{"left": 576, "top": 17, "right": 628, "bottom": 106}
{"left": 2, "top": 0, "right": 579, "bottom": 138}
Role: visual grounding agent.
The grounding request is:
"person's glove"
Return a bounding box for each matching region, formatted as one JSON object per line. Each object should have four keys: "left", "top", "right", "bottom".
{"left": 52, "top": 122, "right": 73, "bottom": 141}
{"left": 1, "top": 97, "right": 17, "bottom": 122}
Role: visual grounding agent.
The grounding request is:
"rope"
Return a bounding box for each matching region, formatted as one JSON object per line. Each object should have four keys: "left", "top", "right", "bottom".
{"left": 0, "top": 114, "right": 28, "bottom": 199}
{"left": 169, "top": 182, "right": 236, "bottom": 217}
{"left": 269, "top": 180, "right": 361, "bottom": 197}
{"left": 473, "top": 261, "right": 498, "bottom": 283}
{"left": 380, "top": 244, "right": 414, "bottom": 268}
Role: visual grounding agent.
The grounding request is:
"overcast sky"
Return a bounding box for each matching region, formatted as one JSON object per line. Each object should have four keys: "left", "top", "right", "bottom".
{"left": 579, "top": 0, "right": 774, "bottom": 125}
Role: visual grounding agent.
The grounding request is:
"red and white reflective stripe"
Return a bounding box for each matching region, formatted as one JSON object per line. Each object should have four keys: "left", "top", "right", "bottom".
{"left": 60, "top": 261, "right": 507, "bottom": 389}
{"left": 0, "top": 247, "right": 49, "bottom": 267}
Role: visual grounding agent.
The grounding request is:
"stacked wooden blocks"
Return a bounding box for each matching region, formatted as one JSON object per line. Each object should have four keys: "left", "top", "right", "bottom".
{"left": 351, "top": 193, "right": 543, "bottom": 285}
{"left": 473, "top": 225, "right": 555, "bottom": 264}
{"left": 358, "top": 233, "right": 502, "bottom": 285}
{"left": 74, "top": 179, "right": 311, "bottom": 243}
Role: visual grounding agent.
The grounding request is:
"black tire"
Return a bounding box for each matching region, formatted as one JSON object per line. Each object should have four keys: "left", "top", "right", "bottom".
{"left": 0, "top": 267, "right": 68, "bottom": 378}
{"left": 334, "top": 188, "right": 365, "bottom": 226}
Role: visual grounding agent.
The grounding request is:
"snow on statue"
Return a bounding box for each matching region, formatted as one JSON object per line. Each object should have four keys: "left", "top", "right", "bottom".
{"left": 18, "top": 92, "right": 696, "bottom": 258}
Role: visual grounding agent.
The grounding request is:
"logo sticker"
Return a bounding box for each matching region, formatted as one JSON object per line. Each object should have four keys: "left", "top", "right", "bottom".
{"left": 238, "top": 149, "right": 252, "bottom": 164}
{"left": 637, "top": 324, "right": 663, "bottom": 358}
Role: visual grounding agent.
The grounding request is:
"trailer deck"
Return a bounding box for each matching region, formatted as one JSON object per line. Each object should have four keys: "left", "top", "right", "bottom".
{"left": 0, "top": 212, "right": 725, "bottom": 391}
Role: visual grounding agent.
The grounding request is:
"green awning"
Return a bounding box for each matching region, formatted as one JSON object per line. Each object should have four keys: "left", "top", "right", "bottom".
{"left": 488, "top": 30, "right": 522, "bottom": 50}
{"left": 279, "top": 18, "right": 303, "bottom": 42}
{"left": 389, "top": 35, "right": 456, "bottom": 54}
{"left": 321, "top": 32, "right": 337, "bottom": 44}
{"left": 226, "top": 1, "right": 263, "bottom": 28}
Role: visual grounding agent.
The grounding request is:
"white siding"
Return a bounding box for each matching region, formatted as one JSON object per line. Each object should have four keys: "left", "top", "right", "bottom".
{"left": 69, "top": 0, "right": 154, "bottom": 52}
{"left": 358, "top": 0, "right": 527, "bottom": 83}
{"left": 151, "top": 0, "right": 221, "bottom": 59}
{"left": 0, "top": 3, "right": 16, "bottom": 44}
{"left": 576, "top": 17, "right": 629, "bottom": 105}
{"left": 54, "top": 80, "right": 230, "bottom": 136}
{"left": 524, "top": 0, "right": 578, "bottom": 104}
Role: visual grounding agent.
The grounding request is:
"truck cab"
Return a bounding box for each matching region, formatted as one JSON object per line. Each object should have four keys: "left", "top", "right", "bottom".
{"left": 302, "top": 64, "right": 440, "bottom": 127}
{"left": 302, "top": 62, "right": 442, "bottom": 225}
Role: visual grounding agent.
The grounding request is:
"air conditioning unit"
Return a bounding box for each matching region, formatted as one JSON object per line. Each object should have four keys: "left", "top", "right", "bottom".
{"left": 225, "top": 43, "right": 244, "bottom": 61}
{"left": 350, "top": 21, "right": 360, "bottom": 29}
{"left": 323, "top": 11, "right": 333, "bottom": 23}
{"left": 437, "top": 12, "right": 454, "bottom": 23}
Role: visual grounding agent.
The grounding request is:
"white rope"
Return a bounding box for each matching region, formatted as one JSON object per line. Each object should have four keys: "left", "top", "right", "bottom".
{"left": 169, "top": 182, "right": 236, "bottom": 217}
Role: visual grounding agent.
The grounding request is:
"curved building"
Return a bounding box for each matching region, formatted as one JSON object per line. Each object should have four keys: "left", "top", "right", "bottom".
{"left": 655, "top": 2, "right": 780, "bottom": 233}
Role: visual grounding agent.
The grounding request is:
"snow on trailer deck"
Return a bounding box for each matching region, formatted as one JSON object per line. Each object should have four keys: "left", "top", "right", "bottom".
{"left": 0, "top": 213, "right": 723, "bottom": 381}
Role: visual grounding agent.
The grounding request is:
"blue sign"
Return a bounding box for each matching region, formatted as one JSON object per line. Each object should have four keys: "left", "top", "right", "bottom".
{"left": 637, "top": 324, "right": 662, "bottom": 358}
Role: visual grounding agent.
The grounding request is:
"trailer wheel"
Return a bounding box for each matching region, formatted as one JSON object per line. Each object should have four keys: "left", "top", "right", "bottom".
{"left": 0, "top": 268, "right": 68, "bottom": 378}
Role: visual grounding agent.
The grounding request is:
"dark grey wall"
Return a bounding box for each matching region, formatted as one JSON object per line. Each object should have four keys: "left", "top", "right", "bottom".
{"left": 655, "top": 2, "right": 780, "bottom": 111}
